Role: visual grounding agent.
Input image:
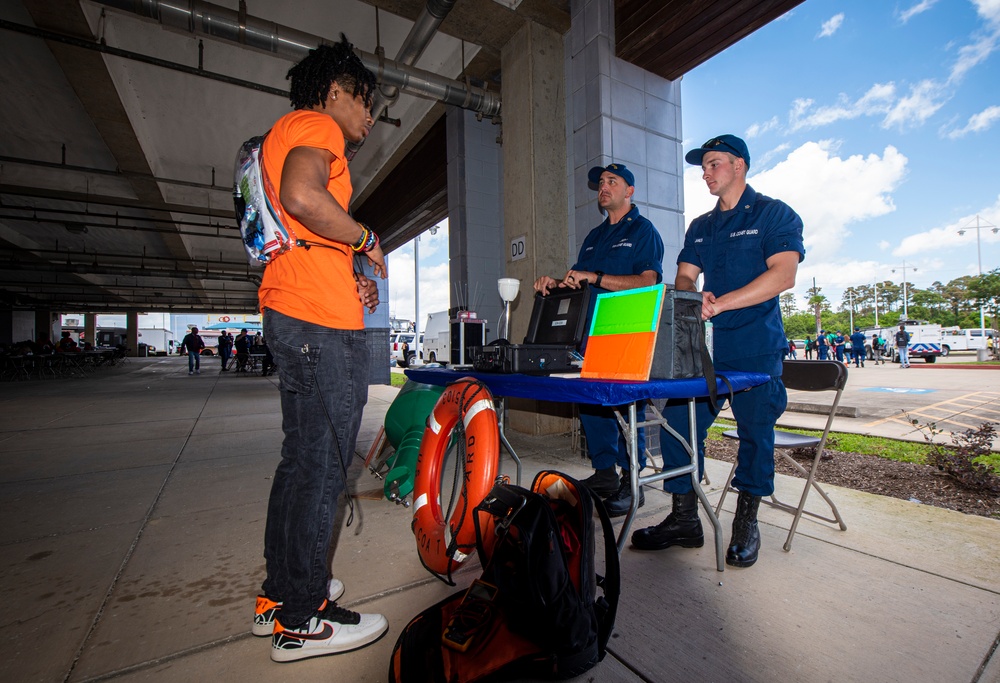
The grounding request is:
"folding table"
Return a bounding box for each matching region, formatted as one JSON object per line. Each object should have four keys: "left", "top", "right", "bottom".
{"left": 404, "top": 367, "right": 768, "bottom": 571}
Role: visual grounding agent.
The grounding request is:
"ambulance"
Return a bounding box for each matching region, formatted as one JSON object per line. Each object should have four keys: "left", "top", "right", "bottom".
{"left": 862, "top": 321, "right": 943, "bottom": 363}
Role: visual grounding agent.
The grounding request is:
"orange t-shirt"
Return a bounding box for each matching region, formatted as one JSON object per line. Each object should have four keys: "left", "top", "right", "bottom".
{"left": 258, "top": 110, "right": 362, "bottom": 329}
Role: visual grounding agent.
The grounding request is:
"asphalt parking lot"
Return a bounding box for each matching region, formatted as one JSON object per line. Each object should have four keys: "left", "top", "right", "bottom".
{"left": 761, "top": 352, "right": 1000, "bottom": 448}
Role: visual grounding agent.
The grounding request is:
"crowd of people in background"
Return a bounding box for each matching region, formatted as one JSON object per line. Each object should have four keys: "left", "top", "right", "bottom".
{"left": 786, "top": 327, "right": 894, "bottom": 366}
{"left": 179, "top": 327, "right": 275, "bottom": 376}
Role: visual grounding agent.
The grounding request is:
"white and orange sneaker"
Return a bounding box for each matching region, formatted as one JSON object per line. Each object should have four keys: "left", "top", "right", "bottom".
{"left": 252, "top": 577, "right": 345, "bottom": 637}
{"left": 271, "top": 599, "right": 388, "bottom": 662}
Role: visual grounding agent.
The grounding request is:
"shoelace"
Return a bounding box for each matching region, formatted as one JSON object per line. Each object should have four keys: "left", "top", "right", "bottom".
{"left": 319, "top": 602, "right": 361, "bottom": 625}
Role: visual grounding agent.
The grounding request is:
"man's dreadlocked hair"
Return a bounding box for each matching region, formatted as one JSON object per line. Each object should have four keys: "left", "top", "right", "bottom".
{"left": 287, "top": 34, "right": 377, "bottom": 111}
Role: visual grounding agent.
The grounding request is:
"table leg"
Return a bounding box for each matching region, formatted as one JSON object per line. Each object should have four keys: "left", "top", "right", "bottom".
{"left": 686, "top": 398, "right": 724, "bottom": 572}
{"left": 615, "top": 398, "right": 725, "bottom": 571}
{"left": 496, "top": 397, "right": 522, "bottom": 486}
{"left": 616, "top": 402, "right": 641, "bottom": 554}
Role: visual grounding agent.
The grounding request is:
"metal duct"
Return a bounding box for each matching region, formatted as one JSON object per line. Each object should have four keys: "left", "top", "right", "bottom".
{"left": 93, "top": 0, "right": 500, "bottom": 118}
{"left": 0, "top": 259, "right": 261, "bottom": 286}
{"left": 348, "top": 0, "right": 457, "bottom": 159}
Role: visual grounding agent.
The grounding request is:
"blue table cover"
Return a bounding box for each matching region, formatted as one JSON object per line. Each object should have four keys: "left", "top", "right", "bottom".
{"left": 404, "top": 368, "right": 769, "bottom": 406}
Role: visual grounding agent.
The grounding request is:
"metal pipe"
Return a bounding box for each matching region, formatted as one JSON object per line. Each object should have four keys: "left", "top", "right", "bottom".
{"left": 362, "top": 0, "right": 458, "bottom": 141}
{"left": 0, "top": 19, "right": 287, "bottom": 97}
{"left": 0, "top": 259, "right": 261, "bottom": 285}
{"left": 0, "top": 153, "right": 228, "bottom": 193}
{"left": 3, "top": 246, "right": 248, "bottom": 270}
{"left": 0, "top": 212, "right": 236, "bottom": 240}
{"left": 92, "top": 0, "right": 500, "bottom": 118}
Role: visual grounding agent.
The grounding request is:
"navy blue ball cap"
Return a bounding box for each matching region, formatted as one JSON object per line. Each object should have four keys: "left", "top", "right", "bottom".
{"left": 685, "top": 134, "right": 751, "bottom": 168}
{"left": 587, "top": 163, "right": 635, "bottom": 187}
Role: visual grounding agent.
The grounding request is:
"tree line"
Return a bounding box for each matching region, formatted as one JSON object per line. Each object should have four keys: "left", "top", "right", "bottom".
{"left": 781, "top": 268, "right": 1000, "bottom": 338}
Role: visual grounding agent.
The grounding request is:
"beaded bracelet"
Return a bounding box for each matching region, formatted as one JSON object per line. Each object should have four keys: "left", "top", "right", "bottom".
{"left": 350, "top": 224, "right": 369, "bottom": 252}
{"left": 351, "top": 223, "right": 379, "bottom": 253}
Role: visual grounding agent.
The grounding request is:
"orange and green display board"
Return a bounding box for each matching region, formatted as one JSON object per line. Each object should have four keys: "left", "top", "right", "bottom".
{"left": 581, "top": 285, "right": 664, "bottom": 380}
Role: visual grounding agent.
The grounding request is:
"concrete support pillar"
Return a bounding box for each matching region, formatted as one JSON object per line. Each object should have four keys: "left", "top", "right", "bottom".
{"left": 0, "top": 311, "right": 12, "bottom": 345}
{"left": 126, "top": 312, "right": 140, "bottom": 356}
{"left": 35, "top": 309, "right": 57, "bottom": 346}
{"left": 1, "top": 311, "right": 35, "bottom": 345}
{"left": 84, "top": 313, "right": 97, "bottom": 348}
{"left": 501, "top": 20, "right": 572, "bottom": 435}
{"left": 446, "top": 106, "right": 505, "bottom": 337}
{"left": 567, "top": 0, "right": 685, "bottom": 280}
{"left": 361, "top": 257, "right": 391, "bottom": 385}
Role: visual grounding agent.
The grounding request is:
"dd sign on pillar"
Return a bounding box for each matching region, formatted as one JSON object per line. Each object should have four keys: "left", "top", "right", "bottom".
{"left": 510, "top": 235, "right": 526, "bottom": 262}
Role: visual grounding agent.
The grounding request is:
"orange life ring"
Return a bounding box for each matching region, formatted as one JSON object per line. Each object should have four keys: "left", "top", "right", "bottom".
{"left": 411, "top": 378, "right": 499, "bottom": 581}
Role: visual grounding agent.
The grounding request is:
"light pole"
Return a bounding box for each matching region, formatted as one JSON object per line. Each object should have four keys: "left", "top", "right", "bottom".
{"left": 847, "top": 289, "right": 854, "bottom": 331}
{"left": 891, "top": 261, "right": 917, "bottom": 321}
{"left": 958, "top": 214, "right": 998, "bottom": 341}
{"left": 412, "top": 225, "right": 441, "bottom": 363}
{"left": 873, "top": 278, "right": 879, "bottom": 327}
{"left": 413, "top": 234, "right": 421, "bottom": 361}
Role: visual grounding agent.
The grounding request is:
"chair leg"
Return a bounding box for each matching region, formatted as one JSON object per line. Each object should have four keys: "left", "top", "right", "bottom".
{"left": 714, "top": 458, "right": 738, "bottom": 517}
{"left": 776, "top": 451, "right": 848, "bottom": 551}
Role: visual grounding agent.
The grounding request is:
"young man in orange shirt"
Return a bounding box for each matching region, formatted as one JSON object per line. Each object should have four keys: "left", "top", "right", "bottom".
{"left": 252, "top": 36, "right": 388, "bottom": 662}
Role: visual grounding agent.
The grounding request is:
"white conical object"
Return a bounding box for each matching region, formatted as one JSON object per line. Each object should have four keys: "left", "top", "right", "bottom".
{"left": 498, "top": 278, "right": 520, "bottom": 303}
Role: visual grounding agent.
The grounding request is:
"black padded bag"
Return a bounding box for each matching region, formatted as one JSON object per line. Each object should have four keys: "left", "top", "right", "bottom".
{"left": 388, "top": 471, "right": 620, "bottom": 683}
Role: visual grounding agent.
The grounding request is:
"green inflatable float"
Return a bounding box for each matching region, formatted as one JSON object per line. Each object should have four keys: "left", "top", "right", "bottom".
{"left": 380, "top": 379, "right": 445, "bottom": 503}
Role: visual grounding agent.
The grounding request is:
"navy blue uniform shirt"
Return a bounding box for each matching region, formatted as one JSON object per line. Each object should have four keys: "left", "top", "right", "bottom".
{"left": 678, "top": 185, "right": 804, "bottom": 365}
{"left": 572, "top": 204, "right": 664, "bottom": 286}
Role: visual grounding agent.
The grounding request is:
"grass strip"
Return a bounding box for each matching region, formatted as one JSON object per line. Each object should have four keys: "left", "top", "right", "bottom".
{"left": 708, "top": 418, "right": 1000, "bottom": 471}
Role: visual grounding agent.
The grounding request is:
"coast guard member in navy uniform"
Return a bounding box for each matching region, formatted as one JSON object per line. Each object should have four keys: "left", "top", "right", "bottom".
{"left": 631, "top": 135, "right": 804, "bottom": 568}
{"left": 534, "top": 163, "right": 664, "bottom": 517}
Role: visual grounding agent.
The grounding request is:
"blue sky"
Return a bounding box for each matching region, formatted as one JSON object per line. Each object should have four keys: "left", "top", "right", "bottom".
{"left": 390, "top": 0, "right": 1000, "bottom": 326}
{"left": 682, "top": 0, "right": 1000, "bottom": 309}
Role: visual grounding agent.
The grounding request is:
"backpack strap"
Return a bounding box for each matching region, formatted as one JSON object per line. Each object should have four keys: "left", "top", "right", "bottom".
{"left": 582, "top": 488, "right": 620, "bottom": 659}
{"left": 698, "top": 330, "right": 734, "bottom": 414}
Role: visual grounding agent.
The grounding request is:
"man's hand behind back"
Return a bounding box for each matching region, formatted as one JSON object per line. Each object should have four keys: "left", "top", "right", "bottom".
{"left": 366, "top": 244, "right": 387, "bottom": 279}
{"left": 356, "top": 273, "right": 380, "bottom": 313}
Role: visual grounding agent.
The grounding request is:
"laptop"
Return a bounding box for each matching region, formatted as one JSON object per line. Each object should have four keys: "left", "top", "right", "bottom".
{"left": 471, "top": 285, "right": 591, "bottom": 375}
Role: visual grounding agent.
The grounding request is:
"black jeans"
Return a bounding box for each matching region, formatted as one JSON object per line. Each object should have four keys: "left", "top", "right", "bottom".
{"left": 261, "top": 309, "right": 370, "bottom": 626}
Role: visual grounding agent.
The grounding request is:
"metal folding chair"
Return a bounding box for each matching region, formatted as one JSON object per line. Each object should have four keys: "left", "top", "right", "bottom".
{"left": 715, "top": 359, "right": 849, "bottom": 551}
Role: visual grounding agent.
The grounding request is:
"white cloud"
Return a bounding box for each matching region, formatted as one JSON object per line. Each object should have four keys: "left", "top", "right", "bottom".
{"left": 789, "top": 83, "right": 896, "bottom": 131}
{"left": 683, "top": 142, "right": 909, "bottom": 262}
{"left": 881, "top": 79, "right": 948, "bottom": 129}
{"left": 895, "top": 195, "right": 1000, "bottom": 258}
{"left": 745, "top": 116, "right": 779, "bottom": 138}
{"left": 878, "top": 240, "right": 891, "bottom": 250}
{"left": 817, "top": 13, "right": 845, "bottom": 38}
{"left": 947, "top": 1, "right": 1000, "bottom": 83}
{"left": 787, "top": 78, "right": 949, "bottom": 133}
{"left": 754, "top": 143, "right": 791, "bottom": 169}
{"left": 973, "top": 0, "right": 1000, "bottom": 26}
{"left": 899, "top": 0, "right": 938, "bottom": 24}
{"left": 949, "top": 31, "right": 999, "bottom": 82}
{"left": 945, "top": 104, "right": 1000, "bottom": 138}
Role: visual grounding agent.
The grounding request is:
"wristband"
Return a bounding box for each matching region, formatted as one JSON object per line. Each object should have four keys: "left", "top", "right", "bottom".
{"left": 350, "top": 224, "right": 369, "bottom": 252}
{"left": 594, "top": 271, "right": 604, "bottom": 287}
{"left": 351, "top": 223, "right": 379, "bottom": 253}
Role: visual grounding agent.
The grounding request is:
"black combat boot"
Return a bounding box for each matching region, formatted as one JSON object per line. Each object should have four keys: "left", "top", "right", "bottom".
{"left": 630, "top": 491, "right": 704, "bottom": 550}
{"left": 581, "top": 467, "right": 619, "bottom": 498}
{"left": 726, "top": 491, "right": 762, "bottom": 568}
{"left": 604, "top": 471, "right": 645, "bottom": 517}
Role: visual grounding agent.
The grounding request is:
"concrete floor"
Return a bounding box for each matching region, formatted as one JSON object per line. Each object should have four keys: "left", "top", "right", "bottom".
{"left": 1, "top": 356, "right": 998, "bottom": 683}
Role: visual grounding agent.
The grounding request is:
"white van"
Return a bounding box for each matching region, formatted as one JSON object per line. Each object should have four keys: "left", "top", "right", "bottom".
{"left": 421, "top": 311, "right": 487, "bottom": 365}
{"left": 940, "top": 327, "right": 994, "bottom": 354}
{"left": 422, "top": 311, "right": 450, "bottom": 364}
{"left": 390, "top": 332, "right": 422, "bottom": 366}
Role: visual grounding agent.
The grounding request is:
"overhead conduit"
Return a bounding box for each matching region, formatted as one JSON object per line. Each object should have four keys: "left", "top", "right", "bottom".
{"left": 92, "top": 0, "right": 500, "bottom": 119}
